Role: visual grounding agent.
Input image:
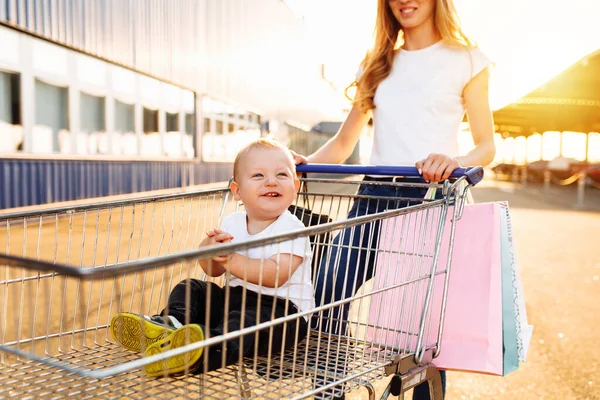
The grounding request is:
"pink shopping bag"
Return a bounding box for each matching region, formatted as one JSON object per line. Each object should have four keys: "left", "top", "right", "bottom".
{"left": 367, "top": 203, "right": 503, "bottom": 375}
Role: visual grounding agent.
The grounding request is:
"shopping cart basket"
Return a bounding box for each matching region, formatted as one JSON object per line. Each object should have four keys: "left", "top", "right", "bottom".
{"left": 0, "top": 164, "right": 483, "bottom": 399}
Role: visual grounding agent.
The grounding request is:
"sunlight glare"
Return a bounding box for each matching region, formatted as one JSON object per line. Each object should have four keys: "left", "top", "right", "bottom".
{"left": 542, "top": 132, "right": 562, "bottom": 161}
{"left": 526, "top": 134, "right": 543, "bottom": 163}
{"left": 587, "top": 133, "right": 600, "bottom": 162}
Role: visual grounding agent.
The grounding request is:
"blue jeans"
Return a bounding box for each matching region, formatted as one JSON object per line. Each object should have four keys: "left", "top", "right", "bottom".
{"left": 313, "top": 178, "right": 446, "bottom": 400}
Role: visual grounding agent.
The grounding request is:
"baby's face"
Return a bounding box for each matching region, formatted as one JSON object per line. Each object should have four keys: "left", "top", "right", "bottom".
{"left": 231, "top": 147, "right": 300, "bottom": 221}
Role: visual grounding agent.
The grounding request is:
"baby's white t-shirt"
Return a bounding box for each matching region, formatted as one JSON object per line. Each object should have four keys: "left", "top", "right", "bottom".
{"left": 370, "top": 41, "right": 492, "bottom": 166}
{"left": 221, "top": 210, "right": 315, "bottom": 316}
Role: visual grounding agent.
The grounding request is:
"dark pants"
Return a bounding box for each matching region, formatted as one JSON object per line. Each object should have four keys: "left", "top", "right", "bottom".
{"left": 161, "top": 279, "right": 308, "bottom": 372}
{"left": 313, "top": 178, "right": 446, "bottom": 400}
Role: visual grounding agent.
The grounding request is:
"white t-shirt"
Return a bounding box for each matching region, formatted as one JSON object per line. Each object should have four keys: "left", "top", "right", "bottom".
{"left": 221, "top": 210, "right": 315, "bottom": 316}
{"left": 370, "top": 41, "right": 492, "bottom": 166}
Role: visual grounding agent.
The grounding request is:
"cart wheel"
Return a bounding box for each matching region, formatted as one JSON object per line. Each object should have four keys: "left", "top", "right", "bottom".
{"left": 390, "top": 375, "right": 402, "bottom": 396}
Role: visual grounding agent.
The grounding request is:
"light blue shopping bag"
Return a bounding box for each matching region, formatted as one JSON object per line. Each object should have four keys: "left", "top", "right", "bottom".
{"left": 500, "top": 203, "right": 521, "bottom": 375}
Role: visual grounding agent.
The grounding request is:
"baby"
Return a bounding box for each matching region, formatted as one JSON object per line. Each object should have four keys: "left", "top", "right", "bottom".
{"left": 110, "top": 138, "right": 314, "bottom": 376}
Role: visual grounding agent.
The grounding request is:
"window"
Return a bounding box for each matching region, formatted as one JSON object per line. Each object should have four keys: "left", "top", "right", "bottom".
{"left": 81, "top": 93, "right": 105, "bottom": 132}
{"left": 0, "top": 71, "right": 21, "bottom": 125}
{"left": 143, "top": 107, "right": 158, "bottom": 134}
{"left": 80, "top": 93, "right": 106, "bottom": 155}
{"left": 201, "top": 95, "right": 262, "bottom": 162}
{"left": 166, "top": 112, "right": 179, "bottom": 132}
{"left": 1, "top": 30, "right": 201, "bottom": 158}
{"left": 185, "top": 114, "right": 195, "bottom": 135}
{"left": 0, "top": 71, "right": 22, "bottom": 152}
{"left": 141, "top": 107, "right": 160, "bottom": 156}
{"left": 35, "top": 79, "right": 68, "bottom": 153}
{"left": 184, "top": 114, "right": 195, "bottom": 159}
{"left": 115, "top": 100, "right": 136, "bottom": 156}
{"left": 165, "top": 113, "right": 182, "bottom": 158}
{"left": 115, "top": 100, "right": 135, "bottom": 133}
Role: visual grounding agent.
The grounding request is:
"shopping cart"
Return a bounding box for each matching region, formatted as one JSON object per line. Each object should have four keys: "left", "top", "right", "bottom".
{"left": 0, "top": 164, "right": 483, "bottom": 399}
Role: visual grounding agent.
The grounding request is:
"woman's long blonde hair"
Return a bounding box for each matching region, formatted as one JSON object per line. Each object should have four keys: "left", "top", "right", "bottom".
{"left": 349, "top": 0, "right": 475, "bottom": 112}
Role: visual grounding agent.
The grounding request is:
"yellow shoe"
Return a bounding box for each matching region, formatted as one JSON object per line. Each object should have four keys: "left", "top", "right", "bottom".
{"left": 110, "top": 312, "right": 176, "bottom": 353}
{"left": 144, "top": 324, "right": 205, "bottom": 377}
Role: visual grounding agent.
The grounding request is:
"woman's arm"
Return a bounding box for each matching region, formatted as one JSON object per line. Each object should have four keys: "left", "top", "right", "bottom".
{"left": 292, "top": 102, "right": 370, "bottom": 165}
{"left": 222, "top": 253, "right": 304, "bottom": 288}
{"left": 416, "top": 67, "right": 496, "bottom": 182}
{"left": 457, "top": 66, "right": 496, "bottom": 167}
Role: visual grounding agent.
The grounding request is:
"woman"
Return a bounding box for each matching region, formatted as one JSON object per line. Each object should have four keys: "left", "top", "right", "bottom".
{"left": 294, "top": 0, "right": 496, "bottom": 399}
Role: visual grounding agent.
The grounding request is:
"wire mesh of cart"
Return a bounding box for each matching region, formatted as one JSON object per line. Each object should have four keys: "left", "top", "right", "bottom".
{"left": 0, "top": 164, "right": 484, "bottom": 400}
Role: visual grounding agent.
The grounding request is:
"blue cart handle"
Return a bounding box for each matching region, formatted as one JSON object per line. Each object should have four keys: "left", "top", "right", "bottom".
{"left": 295, "top": 164, "right": 484, "bottom": 186}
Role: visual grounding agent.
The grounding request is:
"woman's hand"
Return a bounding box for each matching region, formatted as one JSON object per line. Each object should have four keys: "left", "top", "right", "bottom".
{"left": 289, "top": 149, "right": 308, "bottom": 165}
{"left": 415, "top": 153, "right": 461, "bottom": 182}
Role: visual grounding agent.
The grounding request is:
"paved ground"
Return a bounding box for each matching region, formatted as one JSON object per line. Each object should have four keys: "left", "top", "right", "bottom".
{"left": 347, "top": 180, "right": 600, "bottom": 400}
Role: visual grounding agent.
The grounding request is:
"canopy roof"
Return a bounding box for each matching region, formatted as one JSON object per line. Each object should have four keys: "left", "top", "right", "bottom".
{"left": 492, "top": 49, "right": 600, "bottom": 136}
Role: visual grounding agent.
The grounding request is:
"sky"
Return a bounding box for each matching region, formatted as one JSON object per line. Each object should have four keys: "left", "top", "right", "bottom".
{"left": 285, "top": 0, "right": 600, "bottom": 110}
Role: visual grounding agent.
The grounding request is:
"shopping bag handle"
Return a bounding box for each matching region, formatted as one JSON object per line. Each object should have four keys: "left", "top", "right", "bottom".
{"left": 295, "top": 164, "right": 484, "bottom": 186}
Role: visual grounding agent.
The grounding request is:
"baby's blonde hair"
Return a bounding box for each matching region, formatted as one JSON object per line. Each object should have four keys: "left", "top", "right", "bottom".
{"left": 233, "top": 138, "right": 294, "bottom": 180}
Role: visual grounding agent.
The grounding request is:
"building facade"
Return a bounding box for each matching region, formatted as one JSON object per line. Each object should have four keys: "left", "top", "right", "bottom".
{"left": 0, "top": 0, "right": 342, "bottom": 208}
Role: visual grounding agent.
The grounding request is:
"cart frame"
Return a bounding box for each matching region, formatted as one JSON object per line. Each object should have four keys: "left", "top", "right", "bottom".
{"left": 0, "top": 165, "right": 483, "bottom": 399}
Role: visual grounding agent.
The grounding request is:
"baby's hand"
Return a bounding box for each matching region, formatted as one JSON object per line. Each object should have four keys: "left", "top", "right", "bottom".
{"left": 206, "top": 228, "right": 233, "bottom": 243}
{"left": 205, "top": 228, "right": 233, "bottom": 265}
